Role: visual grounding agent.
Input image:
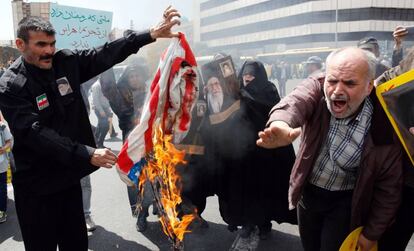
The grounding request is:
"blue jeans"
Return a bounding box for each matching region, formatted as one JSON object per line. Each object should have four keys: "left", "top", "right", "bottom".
{"left": 0, "top": 172, "right": 6, "bottom": 212}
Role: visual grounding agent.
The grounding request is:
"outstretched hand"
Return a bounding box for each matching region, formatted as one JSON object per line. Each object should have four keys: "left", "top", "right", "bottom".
{"left": 409, "top": 127, "right": 414, "bottom": 135}
{"left": 90, "top": 148, "right": 117, "bottom": 168}
{"left": 256, "top": 121, "right": 301, "bottom": 149}
{"left": 150, "top": 6, "right": 181, "bottom": 39}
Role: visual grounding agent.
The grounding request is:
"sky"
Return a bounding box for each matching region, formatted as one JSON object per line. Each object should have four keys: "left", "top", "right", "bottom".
{"left": 0, "top": 0, "right": 195, "bottom": 40}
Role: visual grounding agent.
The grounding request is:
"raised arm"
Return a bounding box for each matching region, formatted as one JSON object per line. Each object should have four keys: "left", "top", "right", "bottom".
{"left": 257, "top": 76, "right": 323, "bottom": 149}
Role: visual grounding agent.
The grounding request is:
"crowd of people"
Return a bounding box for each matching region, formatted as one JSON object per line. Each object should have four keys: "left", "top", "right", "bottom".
{"left": 0, "top": 6, "right": 413, "bottom": 251}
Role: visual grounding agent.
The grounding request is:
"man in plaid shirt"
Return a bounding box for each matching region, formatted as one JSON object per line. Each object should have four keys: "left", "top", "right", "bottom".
{"left": 258, "top": 47, "right": 403, "bottom": 251}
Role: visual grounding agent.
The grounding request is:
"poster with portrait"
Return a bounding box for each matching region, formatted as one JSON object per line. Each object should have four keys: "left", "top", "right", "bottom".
{"left": 200, "top": 56, "right": 240, "bottom": 115}
{"left": 376, "top": 69, "right": 414, "bottom": 166}
{"left": 219, "top": 59, "right": 235, "bottom": 78}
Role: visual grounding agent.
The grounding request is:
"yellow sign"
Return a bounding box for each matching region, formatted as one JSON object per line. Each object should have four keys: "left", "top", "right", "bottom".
{"left": 339, "top": 227, "right": 377, "bottom": 251}
{"left": 376, "top": 69, "right": 414, "bottom": 166}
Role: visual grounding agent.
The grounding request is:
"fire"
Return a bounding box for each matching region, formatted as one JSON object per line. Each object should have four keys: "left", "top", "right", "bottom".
{"left": 139, "top": 127, "right": 196, "bottom": 245}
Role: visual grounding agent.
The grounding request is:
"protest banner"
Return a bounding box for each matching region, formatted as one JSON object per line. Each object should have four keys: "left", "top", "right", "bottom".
{"left": 50, "top": 3, "right": 113, "bottom": 50}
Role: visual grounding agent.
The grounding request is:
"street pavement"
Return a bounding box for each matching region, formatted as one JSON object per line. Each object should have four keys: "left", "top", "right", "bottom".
{"left": 0, "top": 79, "right": 412, "bottom": 251}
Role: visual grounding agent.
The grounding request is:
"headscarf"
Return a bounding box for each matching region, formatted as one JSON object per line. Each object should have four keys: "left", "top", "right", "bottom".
{"left": 238, "top": 60, "right": 280, "bottom": 109}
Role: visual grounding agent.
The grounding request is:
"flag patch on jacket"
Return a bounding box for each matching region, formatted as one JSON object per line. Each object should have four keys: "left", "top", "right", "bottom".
{"left": 36, "top": 93, "right": 49, "bottom": 110}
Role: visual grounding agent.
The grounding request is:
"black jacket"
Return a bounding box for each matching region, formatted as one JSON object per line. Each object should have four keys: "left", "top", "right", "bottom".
{"left": 0, "top": 30, "right": 154, "bottom": 195}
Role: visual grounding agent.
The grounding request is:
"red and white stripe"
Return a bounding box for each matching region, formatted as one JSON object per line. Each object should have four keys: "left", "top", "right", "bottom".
{"left": 116, "top": 33, "right": 198, "bottom": 185}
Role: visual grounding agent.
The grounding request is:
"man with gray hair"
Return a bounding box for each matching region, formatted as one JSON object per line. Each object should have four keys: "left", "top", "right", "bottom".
{"left": 257, "top": 47, "right": 403, "bottom": 251}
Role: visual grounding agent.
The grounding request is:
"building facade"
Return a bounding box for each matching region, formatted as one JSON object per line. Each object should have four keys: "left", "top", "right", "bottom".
{"left": 195, "top": 0, "right": 414, "bottom": 59}
{"left": 12, "top": 0, "right": 50, "bottom": 38}
{"left": 0, "top": 40, "right": 15, "bottom": 47}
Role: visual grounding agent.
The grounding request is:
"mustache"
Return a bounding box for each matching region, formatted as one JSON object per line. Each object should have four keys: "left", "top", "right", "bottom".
{"left": 330, "top": 94, "right": 348, "bottom": 101}
{"left": 39, "top": 54, "right": 53, "bottom": 60}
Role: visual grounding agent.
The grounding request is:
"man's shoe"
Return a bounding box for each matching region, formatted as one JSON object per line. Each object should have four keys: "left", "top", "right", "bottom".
{"left": 85, "top": 216, "right": 96, "bottom": 232}
{"left": 240, "top": 225, "right": 255, "bottom": 239}
{"left": 136, "top": 213, "right": 148, "bottom": 232}
{"left": 0, "top": 211, "right": 7, "bottom": 223}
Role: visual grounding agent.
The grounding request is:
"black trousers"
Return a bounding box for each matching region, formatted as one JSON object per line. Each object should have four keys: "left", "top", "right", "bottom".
{"left": 298, "top": 184, "right": 353, "bottom": 251}
{"left": 379, "top": 185, "right": 414, "bottom": 251}
{"left": 14, "top": 184, "right": 88, "bottom": 251}
{"left": 0, "top": 172, "right": 7, "bottom": 212}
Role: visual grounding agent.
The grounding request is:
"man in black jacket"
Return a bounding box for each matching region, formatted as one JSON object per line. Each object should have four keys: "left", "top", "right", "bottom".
{"left": 0, "top": 7, "right": 180, "bottom": 251}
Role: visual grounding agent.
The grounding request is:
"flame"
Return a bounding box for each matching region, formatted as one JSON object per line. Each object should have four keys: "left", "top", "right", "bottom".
{"left": 139, "top": 127, "right": 196, "bottom": 242}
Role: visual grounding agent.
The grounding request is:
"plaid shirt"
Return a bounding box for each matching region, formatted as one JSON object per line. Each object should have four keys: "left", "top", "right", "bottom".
{"left": 309, "top": 97, "right": 373, "bottom": 191}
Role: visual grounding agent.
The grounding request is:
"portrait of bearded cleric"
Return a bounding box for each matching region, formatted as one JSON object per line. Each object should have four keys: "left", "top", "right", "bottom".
{"left": 201, "top": 55, "right": 240, "bottom": 114}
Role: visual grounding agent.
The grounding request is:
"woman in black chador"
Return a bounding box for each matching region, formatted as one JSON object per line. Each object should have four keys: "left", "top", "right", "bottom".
{"left": 221, "top": 60, "right": 297, "bottom": 240}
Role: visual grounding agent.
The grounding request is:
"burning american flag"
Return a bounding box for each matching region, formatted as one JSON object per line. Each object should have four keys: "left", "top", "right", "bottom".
{"left": 116, "top": 33, "right": 199, "bottom": 250}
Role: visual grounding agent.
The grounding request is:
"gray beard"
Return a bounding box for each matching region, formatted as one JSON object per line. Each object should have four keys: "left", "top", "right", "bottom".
{"left": 208, "top": 92, "right": 223, "bottom": 114}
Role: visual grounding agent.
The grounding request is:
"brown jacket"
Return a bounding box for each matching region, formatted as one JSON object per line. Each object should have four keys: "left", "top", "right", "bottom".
{"left": 267, "top": 73, "right": 403, "bottom": 240}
